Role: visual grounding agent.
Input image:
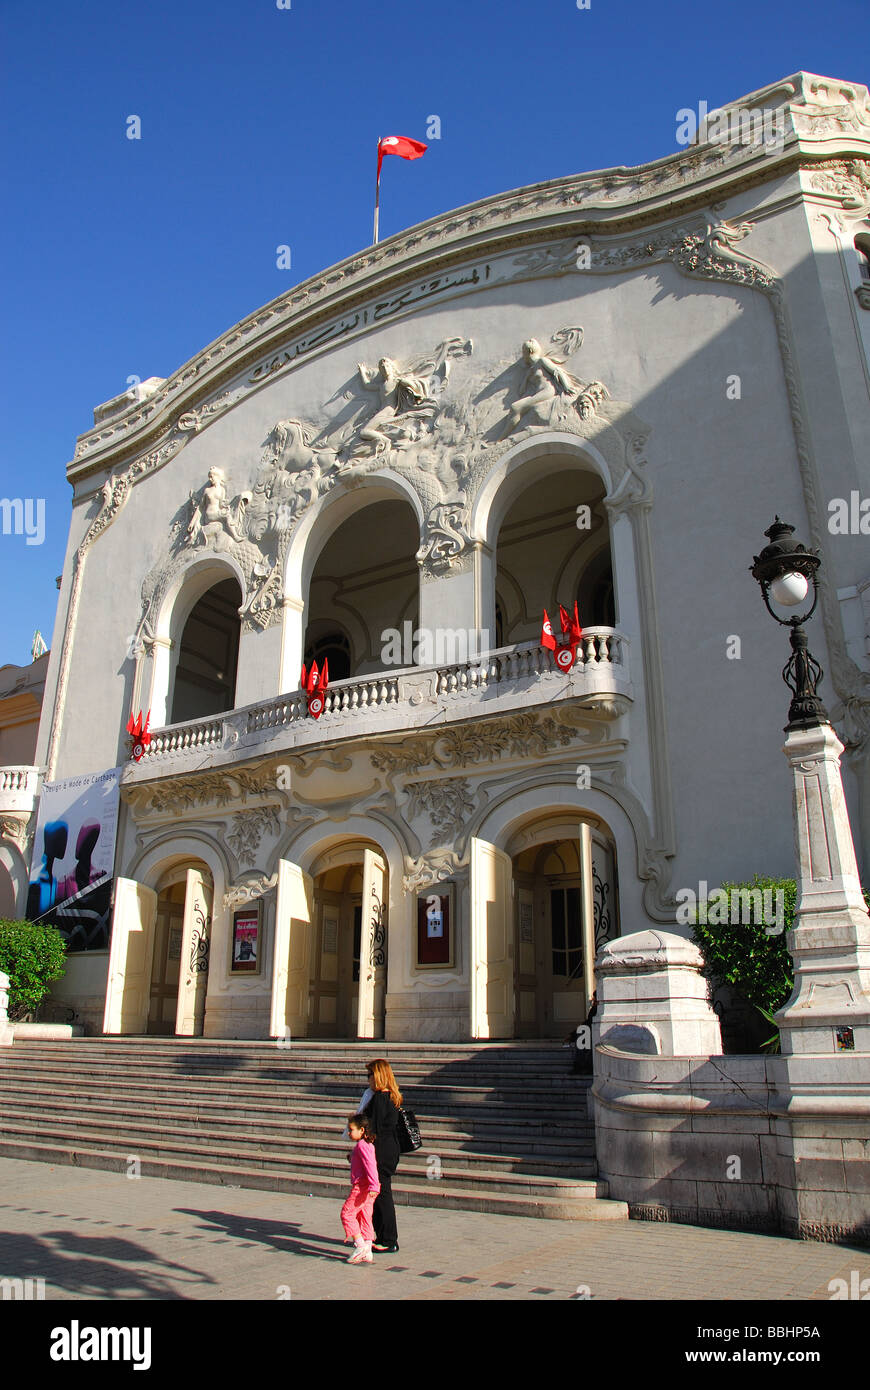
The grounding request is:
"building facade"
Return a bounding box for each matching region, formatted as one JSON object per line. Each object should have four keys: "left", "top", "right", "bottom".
{"left": 5, "top": 70, "right": 870, "bottom": 1042}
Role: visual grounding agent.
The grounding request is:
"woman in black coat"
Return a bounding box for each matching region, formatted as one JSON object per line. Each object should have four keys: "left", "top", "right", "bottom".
{"left": 362, "top": 1058, "right": 402, "bottom": 1253}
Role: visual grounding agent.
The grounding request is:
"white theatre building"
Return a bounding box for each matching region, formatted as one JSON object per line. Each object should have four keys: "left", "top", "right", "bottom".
{"left": 7, "top": 70, "right": 870, "bottom": 1043}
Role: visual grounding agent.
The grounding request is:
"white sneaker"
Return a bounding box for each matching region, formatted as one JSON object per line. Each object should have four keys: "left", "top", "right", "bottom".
{"left": 348, "top": 1241, "right": 373, "bottom": 1264}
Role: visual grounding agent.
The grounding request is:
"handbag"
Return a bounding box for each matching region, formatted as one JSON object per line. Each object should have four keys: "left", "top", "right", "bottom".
{"left": 395, "top": 1105, "right": 422, "bottom": 1153}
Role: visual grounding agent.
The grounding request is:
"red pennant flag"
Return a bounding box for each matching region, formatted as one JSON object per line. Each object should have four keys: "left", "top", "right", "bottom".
{"left": 558, "top": 604, "right": 571, "bottom": 640}
{"left": 320, "top": 658, "right": 329, "bottom": 691}
{"left": 377, "top": 135, "right": 427, "bottom": 179}
{"left": 541, "top": 610, "right": 557, "bottom": 652}
{"left": 569, "top": 602, "right": 583, "bottom": 646}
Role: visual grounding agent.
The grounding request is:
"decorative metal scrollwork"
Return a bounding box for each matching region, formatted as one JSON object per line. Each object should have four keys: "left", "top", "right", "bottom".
{"left": 369, "top": 884, "right": 387, "bottom": 969}
{"left": 189, "top": 903, "right": 211, "bottom": 973}
{"left": 592, "top": 863, "right": 613, "bottom": 952}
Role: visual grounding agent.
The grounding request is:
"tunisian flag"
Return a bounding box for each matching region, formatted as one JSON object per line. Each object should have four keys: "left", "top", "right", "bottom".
{"left": 377, "top": 135, "right": 428, "bottom": 179}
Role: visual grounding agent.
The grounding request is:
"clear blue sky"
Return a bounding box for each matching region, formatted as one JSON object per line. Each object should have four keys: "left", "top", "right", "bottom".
{"left": 0, "top": 0, "right": 867, "bottom": 667}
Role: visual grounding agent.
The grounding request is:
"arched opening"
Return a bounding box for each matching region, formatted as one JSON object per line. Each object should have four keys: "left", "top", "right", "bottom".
{"left": 304, "top": 498, "right": 419, "bottom": 678}
{"left": 510, "top": 821, "right": 618, "bottom": 1038}
{"left": 148, "top": 862, "right": 214, "bottom": 1036}
{"left": 494, "top": 466, "right": 614, "bottom": 645}
{"left": 855, "top": 234, "right": 870, "bottom": 282}
{"left": 169, "top": 577, "right": 242, "bottom": 723}
{"left": 304, "top": 627, "right": 352, "bottom": 682}
{"left": 309, "top": 847, "right": 387, "bottom": 1038}
{"left": 577, "top": 545, "right": 616, "bottom": 629}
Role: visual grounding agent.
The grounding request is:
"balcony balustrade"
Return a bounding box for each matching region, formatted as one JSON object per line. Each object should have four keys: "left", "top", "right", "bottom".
{"left": 0, "top": 765, "right": 41, "bottom": 817}
{"left": 131, "top": 629, "right": 631, "bottom": 777}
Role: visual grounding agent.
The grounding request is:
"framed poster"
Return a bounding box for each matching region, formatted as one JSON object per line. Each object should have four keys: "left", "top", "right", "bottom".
{"left": 231, "top": 903, "right": 261, "bottom": 974}
{"left": 416, "top": 885, "right": 454, "bottom": 968}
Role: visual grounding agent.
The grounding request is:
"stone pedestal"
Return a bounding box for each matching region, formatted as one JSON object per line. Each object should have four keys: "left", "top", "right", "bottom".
{"left": 0, "top": 970, "right": 14, "bottom": 1046}
{"left": 777, "top": 722, "right": 870, "bottom": 1054}
{"left": 593, "top": 929, "right": 722, "bottom": 1056}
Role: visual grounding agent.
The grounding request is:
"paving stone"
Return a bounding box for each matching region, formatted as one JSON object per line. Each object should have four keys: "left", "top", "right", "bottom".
{"left": 0, "top": 1155, "right": 867, "bottom": 1301}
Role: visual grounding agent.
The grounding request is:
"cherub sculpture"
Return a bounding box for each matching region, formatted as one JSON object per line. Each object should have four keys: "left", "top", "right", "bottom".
{"left": 186, "top": 468, "right": 250, "bottom": 550}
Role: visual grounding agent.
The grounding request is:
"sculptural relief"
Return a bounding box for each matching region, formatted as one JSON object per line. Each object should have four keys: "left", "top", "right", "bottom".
{"left": 133, "top": 325, "right": 632, "bottom": 634}
{"left": 499, "top": 331, "right": 609, "bottom": 437}
{"left": 186, "top": 468, "right": 251, "bottom": 550}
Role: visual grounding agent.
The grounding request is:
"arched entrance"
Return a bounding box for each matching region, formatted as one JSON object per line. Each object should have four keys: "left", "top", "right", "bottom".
{"left": 470, "top": 803, "right": 622, "bottom": 1039}
{"left": 511, "top": 824, "right": 618, "bottom": 1037}
{"left": 104, "top": 860, "right": 214, "bottom": 1036}
{"left": 271, "top": 842, "right": 388, "bottom": 1040}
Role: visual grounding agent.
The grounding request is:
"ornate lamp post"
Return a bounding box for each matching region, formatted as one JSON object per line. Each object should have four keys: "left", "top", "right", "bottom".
{"left": 750, "top": 518, "right": 870, "bottom": 1055}
{"left": 750, "top": 518, "right": 828, "bottom": 730}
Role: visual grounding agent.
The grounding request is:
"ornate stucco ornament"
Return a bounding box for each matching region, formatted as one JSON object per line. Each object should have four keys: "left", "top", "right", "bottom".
{"left": 0, "top": 815, "right": 30, "bottom": 849}
{"left": 334, "top": 339, "right": 472, "bottom": 460}
{"left": 226, "top": 806, "right": 282, "bottom": 867}
{"left": 403, "top": 777, "right": 476, "bottom": 841}
{"left": 186, "top": 467, "right": 251, "bottom": 550}
{"left": 499, "top": 330, "right": 609, "bottom": 438}
{"left": 123, "top": 763, "right": 285, "bottom": 817}
{"left": 224, "top": 872, "right": 278, "bottom": 909}
{"left": 402, "top": 848, "right": 467, "bottom": 893}
{"left": 807, "top": 158, "right": 870, "bottom": 224}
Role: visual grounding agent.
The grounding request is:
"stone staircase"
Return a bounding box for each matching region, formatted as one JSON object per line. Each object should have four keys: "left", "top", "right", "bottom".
{"left": 0, "top": 1038, "right": 628, "bottom": 1221}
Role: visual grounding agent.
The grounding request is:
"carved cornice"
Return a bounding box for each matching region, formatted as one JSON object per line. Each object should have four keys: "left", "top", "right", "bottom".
{"left": 67, "top": 72, "right": 870, "bottom": 485}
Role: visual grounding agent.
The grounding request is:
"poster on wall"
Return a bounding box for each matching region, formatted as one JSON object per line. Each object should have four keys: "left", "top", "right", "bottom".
{"left": 416, "top": 886, "right": 453, "bottom": 967}
{"left": 231, "top": 904, "right": 261, "bottom": 974}
{"left": 26, "top": 766, "right": 123, "bottom": 952}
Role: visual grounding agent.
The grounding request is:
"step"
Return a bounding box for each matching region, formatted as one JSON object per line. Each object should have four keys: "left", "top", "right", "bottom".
{"left": 0, "top": 1038, "right": 614, "bottom": 1222}
{"left": 0, "top": 1094, "right": 596, "bottom": 1154}
{"left": 0, "top": 1137, "right": 625, "bottom": 1221}
{"left": 0, "top": 1070, "right": 591, "bottom": 1116}
{"left": 0, "top": 1110, "right": 594, "bottom": 1177}
{"left": 0, "top": 1054, "right": 587, "bottom": 1083}
{"left": 0, "top": 1124, "right": 595, "bottom": 1192}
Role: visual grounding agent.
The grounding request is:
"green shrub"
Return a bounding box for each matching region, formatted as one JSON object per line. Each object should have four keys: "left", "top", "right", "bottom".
{"left": 690, "top": 876, "right": 870, "bottom": 1051}
{"left": 690, "top": 876, "right": 796, "bottom": 1019}
{"left": 0, "top": 919, "right": 67, "bottom": 1021}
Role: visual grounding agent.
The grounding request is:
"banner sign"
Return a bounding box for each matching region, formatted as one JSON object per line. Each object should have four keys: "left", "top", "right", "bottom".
{"left": 26, "top": 766, "right": 123, "bottom": 952}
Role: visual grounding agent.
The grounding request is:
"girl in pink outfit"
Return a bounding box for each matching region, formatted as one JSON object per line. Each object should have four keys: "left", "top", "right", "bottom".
{"left": 341, "top": 1114, "right": 380, "bottom": 1264}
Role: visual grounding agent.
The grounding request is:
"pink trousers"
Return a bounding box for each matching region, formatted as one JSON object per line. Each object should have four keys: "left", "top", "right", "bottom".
{"left": 341, "top": 1181, "right": 378, "bottom": 1242}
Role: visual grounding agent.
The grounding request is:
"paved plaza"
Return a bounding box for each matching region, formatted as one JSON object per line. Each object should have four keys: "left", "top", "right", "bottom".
{"left": 0, "top": 1156, "right": 867, "bottom": 1302}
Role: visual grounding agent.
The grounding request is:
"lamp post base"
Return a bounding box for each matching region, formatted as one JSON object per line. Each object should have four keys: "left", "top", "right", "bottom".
{"left": 776, "top": 722, "right": 870, "bottom": 1055}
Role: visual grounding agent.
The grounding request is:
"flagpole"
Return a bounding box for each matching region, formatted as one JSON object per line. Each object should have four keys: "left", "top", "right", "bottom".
{"left": 373, "top": 137, "right": 381, "bottom": 245}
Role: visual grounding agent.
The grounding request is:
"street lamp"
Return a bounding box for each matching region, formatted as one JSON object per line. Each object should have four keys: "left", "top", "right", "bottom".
{"left": 748, "top": 515, "right": 870, "bottom": 1058}
{"left": 749, "top": 517, "right": 829, "bottom": 729}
